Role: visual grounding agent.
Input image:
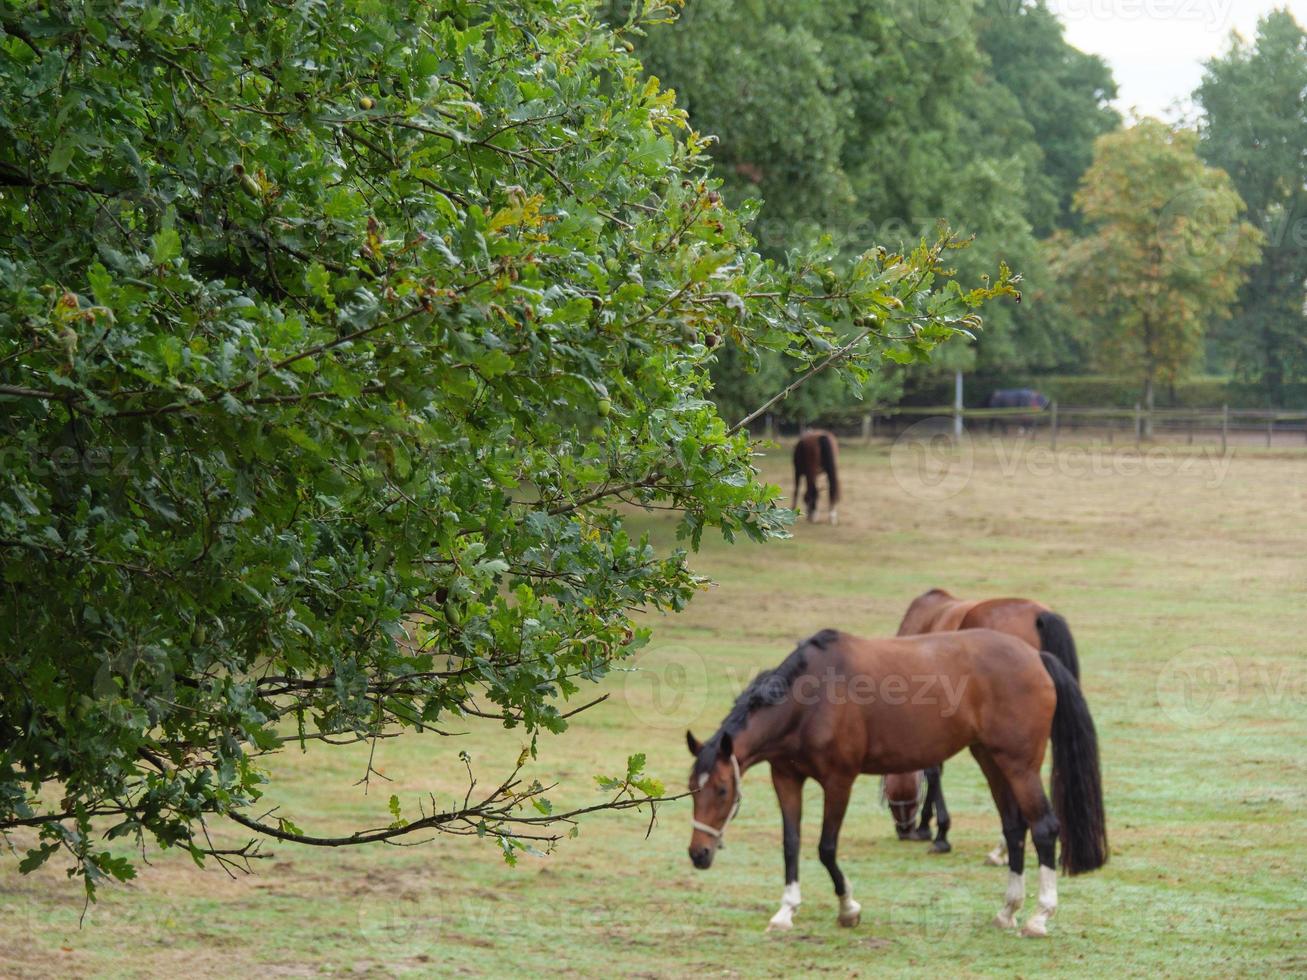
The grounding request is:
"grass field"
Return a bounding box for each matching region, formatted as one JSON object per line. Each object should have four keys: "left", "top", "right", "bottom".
{"left": 3, "top": 435, "right": 1306, "bottom": 978}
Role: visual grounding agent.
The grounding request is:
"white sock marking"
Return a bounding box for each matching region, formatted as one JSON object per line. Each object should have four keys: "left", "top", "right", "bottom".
{"left": 1021, "top": 865, "right": 1058, "bottom": 937}
{"left": 837, "top": 886, "right": 861, "bottom": 927}
{"left": 994, "top": 870, "right": 1024, "bottom": 929}
{"left": 767, "top": 881, "right": 801, "bottom": 931}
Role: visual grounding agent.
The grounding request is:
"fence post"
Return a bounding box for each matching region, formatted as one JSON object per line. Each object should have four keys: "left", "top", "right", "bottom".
{"left": 1221, "top": 404, "right": 1228, "bottom": 455}
{"left": 1134, "top": 402, "right": 1142, "bottom": 448}
{"left": 861, "top": 412, "right": 871, "bottom": 445}
{"left": 953, "top": 370, "right": 963, "bottom": 442}
{"left": 1266, "top": 413, "right": 1274, "bottom": 449}
{"left": 1050, "top": 401, "right": 1059, "bottom": 451}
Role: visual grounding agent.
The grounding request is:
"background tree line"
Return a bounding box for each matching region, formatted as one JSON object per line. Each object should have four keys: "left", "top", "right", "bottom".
{"left": 615, "top": 1, "right": 1307, "bottom": 418}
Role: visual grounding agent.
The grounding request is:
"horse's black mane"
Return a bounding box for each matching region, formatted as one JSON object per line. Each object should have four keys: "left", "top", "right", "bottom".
{"left": 692, "top": 629, "right": 837, "bottom": 776}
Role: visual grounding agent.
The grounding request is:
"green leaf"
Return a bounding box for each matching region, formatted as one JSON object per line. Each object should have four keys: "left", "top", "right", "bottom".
{"left": 151, "top": 228, "right": 182, "bottom": 266}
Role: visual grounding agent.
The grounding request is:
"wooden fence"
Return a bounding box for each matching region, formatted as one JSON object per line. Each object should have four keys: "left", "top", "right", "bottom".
{"left": 769, "top": 404, "right": 1307, "bottom": 452}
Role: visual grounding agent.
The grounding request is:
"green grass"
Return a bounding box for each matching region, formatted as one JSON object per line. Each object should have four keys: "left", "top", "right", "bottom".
{"left": 4, "top": 438, "right": 1306, "bottom": 978}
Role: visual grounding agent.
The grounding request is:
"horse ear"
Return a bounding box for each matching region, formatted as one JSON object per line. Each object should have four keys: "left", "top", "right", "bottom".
{"left": 686, "top": 730, "right": 702, "bottom": 756}
{"left": 718, "top": 732, "right": 733, "bottom": 760}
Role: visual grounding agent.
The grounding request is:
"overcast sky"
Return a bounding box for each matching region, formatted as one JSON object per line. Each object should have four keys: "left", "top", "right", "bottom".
{"left": 1052, "top": 0, "right": 1307, "bottom": 121}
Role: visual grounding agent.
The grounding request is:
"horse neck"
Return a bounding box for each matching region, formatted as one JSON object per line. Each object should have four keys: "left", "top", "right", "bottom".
{"left": 726, "top": 701, "right": 796, "bottom": 773}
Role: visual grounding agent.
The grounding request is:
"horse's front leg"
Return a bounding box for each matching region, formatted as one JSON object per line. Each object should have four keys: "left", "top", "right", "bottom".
{"left": 910, "top": 766, "right": 936, "bottom": 841}
{"left": 927, "top": 765, "right": 952, "bottom": 853}
{"left": 817, "top": 775, "right": 861, "bottom": 927}
{"left": 767, "top": 766, "right": 805, "bottom": 931}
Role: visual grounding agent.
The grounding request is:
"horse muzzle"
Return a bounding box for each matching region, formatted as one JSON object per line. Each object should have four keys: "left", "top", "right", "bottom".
{"left": 689, "top": 845, "right": 715, "bottom": 870}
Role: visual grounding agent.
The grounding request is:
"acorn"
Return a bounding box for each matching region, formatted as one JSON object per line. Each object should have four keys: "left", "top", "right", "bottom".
{"left": 358, "top": 96, "right": 375, "bottom": 110}
{"left": 705, "top": 332, "right": 721, "bottom": 349}
{"left": 597, "top": 397, "right": 612, "bottom": 417}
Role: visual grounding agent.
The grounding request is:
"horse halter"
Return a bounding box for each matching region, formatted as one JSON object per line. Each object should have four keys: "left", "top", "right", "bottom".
{"left": 880, "top": 774, "right": 927, "bottom": 832}
{"left": 690, "top": 754, "right": 743, "bottom": 846}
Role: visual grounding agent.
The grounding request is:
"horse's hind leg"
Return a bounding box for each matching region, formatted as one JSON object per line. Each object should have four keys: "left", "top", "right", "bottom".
{"left": 817, "top": 775, "right": 861, "bottom": 927}
{"left": 985, "top": 837, "right": 1010, "bottom": 866}
{"left": 1004, "top": 768, "right": 1060, "bottom": 938}
{"left": 971, "top": 746, "right": 1027, "bottom": 930}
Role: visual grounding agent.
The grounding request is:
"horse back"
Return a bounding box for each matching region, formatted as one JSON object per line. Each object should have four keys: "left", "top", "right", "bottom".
{"left": 896, "top": 588, "right": 977, "bottom": 636}
{"left": 816, "top": 629, "right": 1053, "bottom": 774}
{"left": 958, "top": 598, "right": 1050, "bottom": 650}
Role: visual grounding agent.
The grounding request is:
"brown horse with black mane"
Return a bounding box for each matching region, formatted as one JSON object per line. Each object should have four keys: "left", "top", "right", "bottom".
{"left": 687, "top": 627, "right": 1106, "bottom": 937}
{"left": 791, "top": 430, "right": 839, "bottom": 524}
{"left": 884, "top": 589, "right": 1080, "bottom": 861}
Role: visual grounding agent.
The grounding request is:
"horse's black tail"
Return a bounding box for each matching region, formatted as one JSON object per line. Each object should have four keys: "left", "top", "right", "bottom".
{"left": 818, "top": 433, "right": 839, "bottom": 505}
{"left": 1036, "top": 611, "right": 1079, "bottom": 681}
{"left": 1040, "top": 651, "right": 1108, "bottom": 875}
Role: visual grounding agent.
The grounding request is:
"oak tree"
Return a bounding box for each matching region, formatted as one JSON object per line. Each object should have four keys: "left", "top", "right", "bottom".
{"left": 0, "top": 0, "right": 1010, "bottom": 893}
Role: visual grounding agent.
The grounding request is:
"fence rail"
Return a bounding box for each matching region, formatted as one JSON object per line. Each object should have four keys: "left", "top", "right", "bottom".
{"left": 766, "top": 403, "right": 1307, "bottom": 451}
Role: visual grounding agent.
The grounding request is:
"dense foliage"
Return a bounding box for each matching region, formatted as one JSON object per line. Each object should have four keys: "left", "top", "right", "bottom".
{"left": 619, "top": 0, "right": 1118, "bottom": 419}
{"left": 0, "top": 0, "right": 1011, "bottom": 892}
{"left": 1197, "top": 10, "right": 1307, "bottom": 403}
{"left": 1055, "top": 121, "right": 1262, "bottom": 423}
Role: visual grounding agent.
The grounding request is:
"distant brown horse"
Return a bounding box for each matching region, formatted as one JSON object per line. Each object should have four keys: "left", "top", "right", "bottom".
{"left": 687, "top": 627, "right": 1106, "bottom": 937}
{"left": 791, "top": 430, "right": 840, "bottom": 524}
{"left": 886, "top": 589, "right": 1080, "bottom": 861}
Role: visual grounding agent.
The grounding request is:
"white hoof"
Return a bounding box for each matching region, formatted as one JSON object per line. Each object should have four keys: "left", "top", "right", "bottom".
{"left": 985, "top": 843, "right": 1007, "bottom": 867}
{"left": 993, "top": 910, "right": 1019, "bottom": 930}
{"left": 767, "top": 904, "right": 797, "bottom": 932}
{"left": 1021, "top": 915, "right": 1049, "bottom": 938}
{"left": 837, "top": 893, "right": 861, "bottom": 927}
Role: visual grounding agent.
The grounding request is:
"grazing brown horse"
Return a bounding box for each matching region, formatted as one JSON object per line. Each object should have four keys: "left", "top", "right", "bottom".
{"left": 687, "top": 628, "right": 1107, "bottom": 937}
{"left": 791, "top": 430, "right": 840, "bottom": 524}
{"left": 887, "top": 588, "right": 1080, "bottom": 861}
